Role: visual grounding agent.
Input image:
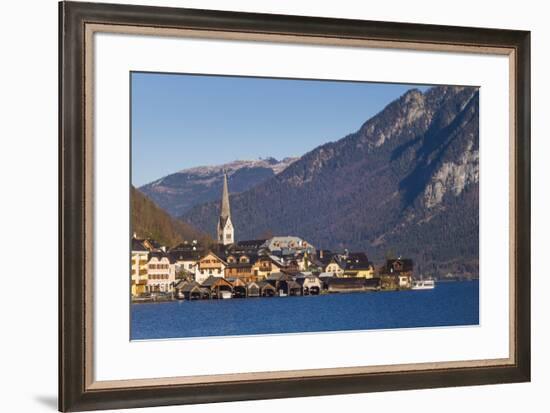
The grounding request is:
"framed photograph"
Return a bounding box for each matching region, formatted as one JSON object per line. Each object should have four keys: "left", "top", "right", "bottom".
{"left": 59, "top": 1, "right": 530, "bottom": 411}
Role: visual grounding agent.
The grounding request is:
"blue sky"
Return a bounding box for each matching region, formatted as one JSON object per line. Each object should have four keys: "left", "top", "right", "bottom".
{"left": 131, "top": 72, "right": 431, "bottom": 186}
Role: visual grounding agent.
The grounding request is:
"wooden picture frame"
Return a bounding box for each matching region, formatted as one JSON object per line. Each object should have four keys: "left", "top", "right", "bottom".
{"left": 59, "top": 1, "right": 530, "bottom": 411}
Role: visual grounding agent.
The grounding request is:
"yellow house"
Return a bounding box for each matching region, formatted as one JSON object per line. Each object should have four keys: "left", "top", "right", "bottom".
{"left": 131, "top": 239, "right": 149, "bottom": 297}
{"left": 343, "top": 266, "right": 375, "bottom": 279}
{"left": 251, "top": 255, "right": 283, "bottom": 281}
{"left": 325, "top": 259, "right": 344, "bottom": 276}
{"left": 341, "top": 252, "right": 375, "bottom": 279}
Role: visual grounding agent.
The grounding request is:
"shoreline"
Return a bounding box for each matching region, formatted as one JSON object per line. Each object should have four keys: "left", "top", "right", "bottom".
{"left": 131, "top": 279, "right": 478, "bottom": 304}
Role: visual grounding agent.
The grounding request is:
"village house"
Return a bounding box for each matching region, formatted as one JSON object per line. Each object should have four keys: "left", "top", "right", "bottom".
{"left": 385, "top": 258, "right": 414, "bottom": 289}
{"left": 131, "top": 238, "right": 149, "bottom": 297}
{"left": 169, "top": 249, "right": 201, "bottom": 279}
{"left": 315, "top": 250, "right": 340, "bottom": 275}
{"left": 341, "top": 252, "right": 375, "bottom": 278}
{"left": 225, "top": 253, "right": 257, "bottom": 282}
{"left": 281, "top": 258, "right": 301, "bottom": 274}
{"left": 146, "top": 251, "right": 175, "bottom": 293}
{"left": 251, "top": 255, "right": 282, "bottom": 280}
{"left": 295, "top": 273, "right": 322, "bottom": 295}
{"left": 377, "top": 258, "right": 414, "bottom": 290}
{"left": 194, "top": 251, "right": 227, "bottom": 283}
{"left": 325, "top": 256, "right": 345, "bottom": 276}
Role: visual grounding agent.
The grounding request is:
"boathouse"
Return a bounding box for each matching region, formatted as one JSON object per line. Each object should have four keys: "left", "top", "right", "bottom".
{"left": 278, "top": 279, "right": 302, "bottom": 296}
{"left": 258, "top": 281, "right": 277, "bottom": 297}
{"left": 325, "top": 277, "right": 367, "bottom": 293}
{"left": 246, "top": 281, "right": 260, "bottom": 297}
{"left": 228, "top": 277, "right": 247, "bottom": 298}
{"left": 179, "top": 281, "right": 209, "bottom": 300}
{"left": 201, "top": 276, "right": 233, "bottom": 299}
{"left": 295, "top": 273, "right": 322, "bottom": 295}
{"left": 265, "top": 272, "right": 301, "bottom": 295}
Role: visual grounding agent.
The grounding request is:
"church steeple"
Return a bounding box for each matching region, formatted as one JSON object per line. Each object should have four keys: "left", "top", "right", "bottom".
{"left": 220, "top": 172, "right": 231, "bottom": 220}
{"left": 217, "top": 172, "right": 234, "bottom": 245}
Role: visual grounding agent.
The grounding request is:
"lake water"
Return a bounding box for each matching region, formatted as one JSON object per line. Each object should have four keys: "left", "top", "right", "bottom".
{"left": 130, "top": 280, "right": 479, "bottom": 340}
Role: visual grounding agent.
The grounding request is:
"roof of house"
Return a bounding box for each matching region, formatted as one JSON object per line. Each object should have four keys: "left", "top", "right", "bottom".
{"left": 342, "top": 252, "right": 371, "bottom": 270}
{"left": 148, "top": 250, "right": 170, "bottom": 261}
{"left": 181, "top": 281, "right": 202, "bottom": 292}
{"left": 286, "top": 280, "right": 301, "bottom": 289}
{"left": 131, "top": 238, "right": 148, "bottom": 252}
{"left": 235, "top": 239, "right": 267, "bottom": 248}
{"left": 226, "top": 253, "right": 259, "bottom": 264}
{"left": 229, "top": 278, "right": 246, "bottom": 287}
{"left": 174, "top": 280, "right": 189, "bottom": 289}
{"left": 169, "top": 250, "right": 201, "bottom": 262}
{"left": 199, "top": 250, "right": 227, "bottom": 264}
{"left": 294, "top": 272, "right": 314, "bottom": 278}
{"left": 315, "top": 250, "right": 336, "bottom": 265}
{"left": 268, "top": 255, "right": 285, "bottom": 267}
{"left": 145, "top": 238, "right": 162, "bottom": 249}
{"left": 201, "top": 275, "right": 232, "bottom": 288}
{"left": 266, "top": 272, "right": 293, "bottom": 281}
{"left": 258, "top": 281, "right": 276, "bottom": 290}
{"left": 295, "top": 276, "right": 321, "bottom": 286}
{"left": 386, "top": 258, "right": 414, "bottom": 273}
{"left": 265, "top": 236, "right": 315, "bottom": 252}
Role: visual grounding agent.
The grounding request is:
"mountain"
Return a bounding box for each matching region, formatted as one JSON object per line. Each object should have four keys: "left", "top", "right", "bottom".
{"left": 182, "top": 86, "right": 479, "bottom": 277}
{"left": 139, "top": 157, "right": 298, "bottom": 217}
{"left": 131, "top": 186, "right": 212, "bottom": 247}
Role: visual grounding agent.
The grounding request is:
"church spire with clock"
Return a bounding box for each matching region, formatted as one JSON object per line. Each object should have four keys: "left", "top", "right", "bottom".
{"left": 217, "top": 172, "right": 234, "bottom": 245}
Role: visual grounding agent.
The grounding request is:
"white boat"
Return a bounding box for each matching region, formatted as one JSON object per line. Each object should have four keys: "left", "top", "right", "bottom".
{"left": 220, "top": 290, "right": 232, "bottom": 299}
{"left": 412, "top": 279, "right": 435, "bottom": 290}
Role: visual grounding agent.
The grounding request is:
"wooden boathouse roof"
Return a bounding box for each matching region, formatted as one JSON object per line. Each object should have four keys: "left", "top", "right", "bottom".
{"left": 201, "top": 276, "right": 233, "bottom": 289}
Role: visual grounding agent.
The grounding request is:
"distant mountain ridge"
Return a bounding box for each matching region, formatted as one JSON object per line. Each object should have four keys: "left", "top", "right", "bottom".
{"left": 181, "top": 86, "right": 479, "bottom": 277}
{"left": 140, "top": 157, "right": 297, "bottom": 217}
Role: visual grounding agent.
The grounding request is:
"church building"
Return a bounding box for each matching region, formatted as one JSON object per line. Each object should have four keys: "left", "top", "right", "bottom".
{"left": 217, "top": 173, "right": 234, "bottom": 245}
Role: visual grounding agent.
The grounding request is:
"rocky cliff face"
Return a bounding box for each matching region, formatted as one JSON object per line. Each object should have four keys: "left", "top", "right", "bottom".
{"left": 139, "top": 157, "right": 297, "bottom": 217}
{"left": 181, "top": 86, "right": 479, "bottom": 277}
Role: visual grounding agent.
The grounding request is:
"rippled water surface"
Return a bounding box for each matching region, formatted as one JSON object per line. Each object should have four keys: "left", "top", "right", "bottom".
{"left": 131, "top": 280, "right": 479, "bottom": 340}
